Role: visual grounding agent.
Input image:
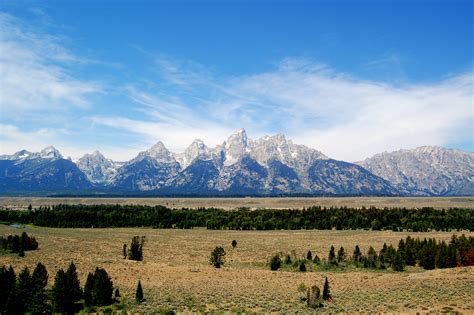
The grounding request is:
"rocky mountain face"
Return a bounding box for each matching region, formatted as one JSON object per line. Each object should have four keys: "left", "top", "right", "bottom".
{"left": 0, "top": 146, "right": 91, "bottom": 193}
{"left": 76, "top": 151, "right": 120, "bottom": 184}
{"left": 357, "top": 146, "right": 474, "bottom": 196}
{"left": 1, "top": 131, "right": 472, "bottom": 196}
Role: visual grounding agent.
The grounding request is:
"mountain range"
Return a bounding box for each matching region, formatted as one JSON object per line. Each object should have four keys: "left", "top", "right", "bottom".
{"left": 1, "top": 129, "right": 472, "bottom": 196}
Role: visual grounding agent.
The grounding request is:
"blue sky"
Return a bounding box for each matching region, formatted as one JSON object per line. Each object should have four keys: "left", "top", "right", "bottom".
{"left": 0, "top": 0, "right": 472, "bottom": 161}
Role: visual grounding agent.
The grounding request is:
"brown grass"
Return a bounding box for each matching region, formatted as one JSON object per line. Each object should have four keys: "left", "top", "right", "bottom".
{"left": 1, "top": 196, "right": 474, "bottom": 210}
{"left": 0, "top": 226, "right": 473, "bottom": 313}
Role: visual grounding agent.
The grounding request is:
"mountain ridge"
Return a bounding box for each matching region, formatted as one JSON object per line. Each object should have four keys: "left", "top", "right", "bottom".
{"left": 1, "top": 130, "right": 472, "bottom": 196}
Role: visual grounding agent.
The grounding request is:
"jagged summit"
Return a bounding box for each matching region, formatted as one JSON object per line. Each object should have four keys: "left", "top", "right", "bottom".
{"left": 40, "top": 146, "right": 62, "bottom": 159}
{"left": 77, "top": 150, "right": 119, "bottom": 184}
{"left": 1, "top": 132, "right": 472, "bottom": 196}
{"left": 176, "top": 139, "right": 210, "bottom": 169}
{"left": 358, "top": 146, "right": 474, "bottom": 196}
{"left": 135, "top": 141, "right": 176, "bottom": 164}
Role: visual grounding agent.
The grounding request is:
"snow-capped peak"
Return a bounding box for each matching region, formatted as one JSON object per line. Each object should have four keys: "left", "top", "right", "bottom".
{"left": 138, "top": 141, "right": 176, "bottom": 163}
{"left": 176, "top": 139, "right": 210, "bottom": 169}
{"left": 223, "top": 128, "right": 249, "bottom": 166}
{"left": 40, "top": 146, "right": 62, "bottom": 159}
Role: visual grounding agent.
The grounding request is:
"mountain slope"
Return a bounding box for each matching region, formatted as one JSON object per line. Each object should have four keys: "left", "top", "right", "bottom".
{"left": 2, "top": 132, "right": 472, "bottom": 196}
{"left": 357, "top": 146, "right": 474, "bottom": 196}
{"left": 0, "top": 147, "right": 92, "bottom": 193}
{"left": 76, "top": 151, "right": 119, "bottom": 184}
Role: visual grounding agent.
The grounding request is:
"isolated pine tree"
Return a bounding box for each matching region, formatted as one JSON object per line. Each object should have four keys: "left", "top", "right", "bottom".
{"left": 128, "top": 236, "right": 145, "bottom": 261}
{"left": 299, "top": 261, "right": 307, "bottom": 272}
{"left": 328, "top": 246, "right": 337, "bottom": 265}
{"left": 210, "top": 246, "right": 226, "bottom": 268}
{"left": 270, "top": 254, "right": 282, "bottom": 271}
{"left": 323, "top": 277, "right": 331, "bottom": 300}
{"left": 353, "top": 245, "right": 362, "bottom": 265}
{"left": 307, "top": 285, "right": 322, "bottom": 308}
{"left": 307, "top": 250, "right": 313, "bottom": 260}
{"left": 337, "top": 247, "right": 346, "bottom": 263}
{"left": 135, "top": 280, "right": 144, "bottom": 303}
{"left": 123, "top": 244, "right": 127, "bottom": 259}
{"left": 232, "top": 240, "right": 237, "bottom": 248}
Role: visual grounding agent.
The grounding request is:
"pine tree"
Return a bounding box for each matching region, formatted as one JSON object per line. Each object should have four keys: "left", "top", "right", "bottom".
{"left": 353, "top": 245, "right": 362, "bottom": 266}
{"left": 367, "top": 246, "right": 378, "bottom": 268}
{"left": 328, "top": 246, "right": 337, "bottom": 265}
{"left": 115, "top": 288, "right": 121, "bottom": 300}
{"left": 392, "top": 251, "right": 405, "bottom": 271}
{"left": 17, "top": 267, "right": 32, "bottom": 313}
{"left": 210, "top": 246, "right": 226, "bottom": 268}
{"left": 284, "top": 254, "right": 292, "bottom": 265}
{"left": 270, "top": 254, "right": 282, "bottom": 271}
{"left": 128, "top": 236, "right": 145, "bottom": 261}
{"left": 52, "top": 269, "right": 68, "bottom": 313}
{"left": 0, "top": 265, "right": 16, "bottom": 313}
{"left": 307, "top": 285, "right": 322, "bottom": 308}
{"left": 307, "top": 250, "right": 313, "bottom": 260}
{"left": 436, "top": 241, "right": 449, "bottom": 268}
{"left": 123, "top": 244, "right": 127, "bottom": 259}
{"left": 18, "top": 248, "right": 25, "bottom": 257}
{"left": 65, "top": 262, "right": 82, "bottom": 308}
{"left": 135, "top": 280, "right": 144, "bottom": 303}
{"left": 299, "top": 261, "right": 306, "bottom": 272}
{"left": 322, "top": 277, "right": 331, "bottom": 300}
{"left": 337, "top": 247, "right": 346, "bottom": 263}
{"left": 30, "top": 263, "right": 49, "bottom": 314}
{"left": 232, "top": 240, "right": 237, "bottom": 248}
{"left": 92, "top": 267, "right": 114, "bottom": 306}
{"left": 83, "top": 273, "right": 94, "bottom": 306}
{"left": 313, "top": 254, "right": 321, "bottom": 265}
{"left": 421, "top": 243, "right": 436, "bottom": 270}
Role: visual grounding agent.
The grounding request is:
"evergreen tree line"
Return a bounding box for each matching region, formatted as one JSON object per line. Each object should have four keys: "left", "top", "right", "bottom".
{"left": 271, "top": 234, "right": 474, "bottom": 272}
{"left": 0, "top": 204, "right": 472, "bottom": 231}
{"left": 0, "top": 262, "right": 115, "bottom": 314}
{"left": 0, "top": 232, "right": 38, "bottom": 254}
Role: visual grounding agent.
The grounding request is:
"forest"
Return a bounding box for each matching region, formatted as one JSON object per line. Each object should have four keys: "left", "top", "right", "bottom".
{"left": 0, "top": 205, "right": 472, "bottom": 231}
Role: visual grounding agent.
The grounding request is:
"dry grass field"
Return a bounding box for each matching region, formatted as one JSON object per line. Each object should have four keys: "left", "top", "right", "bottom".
{"left": 1, "top": 225, "right": 473, "bottom": 314}
{"left": 1, "top": 196, "right": 474, "bottom": 210}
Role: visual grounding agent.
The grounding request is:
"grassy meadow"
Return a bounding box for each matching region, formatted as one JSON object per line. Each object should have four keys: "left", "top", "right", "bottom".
{"left": 1, "top": 224, "right": 473, "bottom": 313}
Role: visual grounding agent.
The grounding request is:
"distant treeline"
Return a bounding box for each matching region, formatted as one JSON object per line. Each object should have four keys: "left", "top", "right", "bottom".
{"left": 0, "top": 205, "right": 473, "bottom": 231}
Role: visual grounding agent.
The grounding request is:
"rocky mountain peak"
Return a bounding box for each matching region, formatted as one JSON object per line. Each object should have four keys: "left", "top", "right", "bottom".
{"left": 223, "top": 128, "right": 249, "bottom": 166}
{"left": 138, "top": 141, "right": 176, "bottom": 164}
{"left": 40, "top": 146, "right": 62, "bottom": 159}
{"left": 176, "top": 139, "right": 210, "bottom": 169}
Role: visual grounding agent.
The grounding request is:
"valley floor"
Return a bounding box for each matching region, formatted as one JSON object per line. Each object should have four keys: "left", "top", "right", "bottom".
{"left": 1, "top": 196, "right": 474, "bottom": 210}
{"left": 1, "top": 226, "right": 473, "bottom": 313}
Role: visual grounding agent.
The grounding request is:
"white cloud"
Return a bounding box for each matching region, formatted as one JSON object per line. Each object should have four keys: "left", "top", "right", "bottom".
{"left": 93, "top": 57, "right": 473, "bottom": 161}
{"left": 0, "top": 12, "right": 100, "bottom": 117}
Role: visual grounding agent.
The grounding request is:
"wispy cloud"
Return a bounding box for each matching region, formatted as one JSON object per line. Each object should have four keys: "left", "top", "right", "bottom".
{"left": 0, "top": 12, "right": 100, "bottom": 117}
{"left": 93, "top": 55, "right": 473, "bottom": 161}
